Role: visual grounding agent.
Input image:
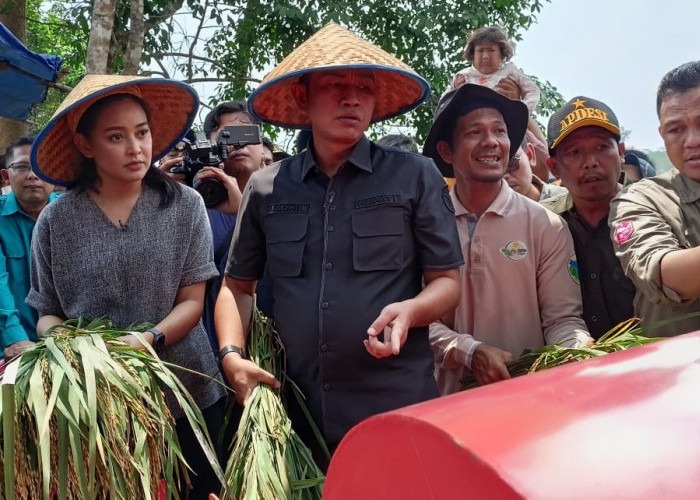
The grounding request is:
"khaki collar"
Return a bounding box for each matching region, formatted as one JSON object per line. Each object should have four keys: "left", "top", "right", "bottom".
{"left": 673, "top": 170, "right": 700, "bottom": 204}
{"left": 451, "top": 180, "right": 515, "bottom": 217}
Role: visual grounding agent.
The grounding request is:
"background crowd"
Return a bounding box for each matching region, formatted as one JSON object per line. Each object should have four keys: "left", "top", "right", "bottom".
{"left": 1, "top": 22, "right": 700, "bottom": 498}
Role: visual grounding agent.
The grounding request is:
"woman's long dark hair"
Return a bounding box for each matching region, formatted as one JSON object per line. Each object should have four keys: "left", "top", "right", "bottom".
{"left": 70, "top": 93, "right": 182, "bottom": 208}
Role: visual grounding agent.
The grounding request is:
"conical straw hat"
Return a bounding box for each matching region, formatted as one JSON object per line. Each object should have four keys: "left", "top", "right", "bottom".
{"left": 31, "top": 74, "right": 198, "bottom": 186}
{"left": 248, "top": 23, "right": 430, "bottom": 128}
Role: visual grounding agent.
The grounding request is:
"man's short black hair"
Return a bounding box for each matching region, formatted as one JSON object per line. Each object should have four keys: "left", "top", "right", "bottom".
{"left": 203, "top": 101, "right": 260, "bottom": 139}
{"left": 376, "top": 134, "right": 419, "bottom": 153}
{"left": 656, "top": 60, "right": 700, "bottom": 117}
{"left": 4, "top": 136, "right": 34, "bottom": 168}
{"left": 295, "top": 129, "right": 312, "bottom": 154}
{"left": 261, "top": 136, "right": 274, "bottom": 152}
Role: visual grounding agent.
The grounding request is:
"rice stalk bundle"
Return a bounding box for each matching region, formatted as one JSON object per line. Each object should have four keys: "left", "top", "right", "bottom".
{"left": 0, "top": 318, "right": 224, "bottom": 500}
{"left": 460, "top": 318, "right": 665, "bottom": 389}
{"left": 223, "top": 308, "right": 324, "bottom": 500}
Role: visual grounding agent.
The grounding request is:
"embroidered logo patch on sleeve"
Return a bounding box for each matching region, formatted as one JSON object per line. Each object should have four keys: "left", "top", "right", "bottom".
{"left": 568, "top": 256, "right": 580, "bottom": 285}
{"left": 500, "top": 241, "right": 528, "bottom": 261}
{"left": 614, "top": 220, "right": 635, "bottom": 245}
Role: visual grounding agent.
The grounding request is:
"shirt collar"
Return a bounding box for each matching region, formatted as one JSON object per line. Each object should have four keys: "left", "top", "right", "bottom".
{"left": 450, "top": 180, "right": 514, "bottom": 217}
{"left": 301, "top": 135, "right": 373, "bottom": 181}
{"left": 674, "top": 170, "right": 700, "bottom": 204}
{"left": 1, "top": 192, "right": 21, "bottom": 217}
{"left": 1, "top": 191, "right": 58, "bottom": 218}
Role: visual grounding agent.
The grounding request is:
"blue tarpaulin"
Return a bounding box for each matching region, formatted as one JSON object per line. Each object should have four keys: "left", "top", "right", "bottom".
{"left": 0, "top": 21, "right": 63, "bottom": 121}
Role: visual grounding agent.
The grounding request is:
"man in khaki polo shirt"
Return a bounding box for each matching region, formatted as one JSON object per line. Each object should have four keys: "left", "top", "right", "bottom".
{"left": 609, "top": 61, "right": 700, "bottom": 336}
{"left": 424, "top": 84, "right": 591, "bottom": 393}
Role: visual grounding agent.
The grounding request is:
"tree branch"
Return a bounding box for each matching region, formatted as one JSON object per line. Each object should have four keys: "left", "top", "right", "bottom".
{"left": 183, "top": 77, "right": 262, "bottom": 84}
{"left": 0, "top": 62, "right": 72, "bottom": 92}
{"left": 124, "top": 0, "right": 145, "bottom": 74}
{"left": 186, "top": 0, "right": 209, "bottom": 81}
{"left": 150, "top": 51, "right": 230, "bottom": 73}
{"left": 144, "top": 0, "right": 184, "bottom": 31}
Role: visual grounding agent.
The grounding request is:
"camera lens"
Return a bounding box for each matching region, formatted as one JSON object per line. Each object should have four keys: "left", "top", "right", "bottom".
{"left": 193, "top": 177, "right": 227, "bottom": 208}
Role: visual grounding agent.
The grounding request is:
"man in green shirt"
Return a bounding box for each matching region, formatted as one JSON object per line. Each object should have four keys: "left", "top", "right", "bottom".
{"left": 609, "top": 61, "right": 700, "bottom": 336}
{"left": 0, "top": 136, "right": 56, "bottom": 359}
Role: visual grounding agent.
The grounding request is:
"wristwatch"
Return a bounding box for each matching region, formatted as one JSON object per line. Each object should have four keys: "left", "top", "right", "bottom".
{"left": 146, "top": 327, "right": 166, "bottom": 353}
{"left": 219, "top": 344, "right": 246, "bottom": 365}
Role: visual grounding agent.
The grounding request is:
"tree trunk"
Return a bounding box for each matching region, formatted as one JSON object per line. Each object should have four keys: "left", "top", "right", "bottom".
{"left": 85, "top": 0, "right": 118, "bottom": 74}
{"left": 0, "top": 0, "right": 28, "bottom": 153}
{"left": 123, "top": 0, "right": 144, "bottom": 74}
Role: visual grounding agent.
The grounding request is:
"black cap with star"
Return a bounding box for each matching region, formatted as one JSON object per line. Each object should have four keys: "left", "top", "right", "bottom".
{"left": 547, "top": 96, "right": 620, "bottom": 152}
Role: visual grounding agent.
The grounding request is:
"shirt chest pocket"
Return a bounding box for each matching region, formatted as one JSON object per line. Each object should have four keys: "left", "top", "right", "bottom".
{"left": 264, "top": 214, "right": 309, "bottom": 277}
{"left": 352, "top": 208, "right": 404, "bottom": 271}
{"left": 4, "top": 241, "right": 26, "bottom": 259}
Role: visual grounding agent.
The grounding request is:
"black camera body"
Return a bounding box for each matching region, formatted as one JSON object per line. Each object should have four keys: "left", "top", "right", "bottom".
{"left": 170, "top": 125, "right": 261, "bottom": 208}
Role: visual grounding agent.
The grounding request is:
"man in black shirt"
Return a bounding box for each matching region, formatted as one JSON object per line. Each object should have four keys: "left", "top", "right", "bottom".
{"left": 214, "top": 24, "right": 463, "bottom": 459}
{"left": 541, "top": 96, "right": 636, "bottom": 338}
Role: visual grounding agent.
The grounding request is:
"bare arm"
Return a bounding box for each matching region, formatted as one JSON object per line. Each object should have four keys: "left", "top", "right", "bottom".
{"left": 155, "top": 281, "right": 206, "bottom": 344}
{"left": 120, "top": 281, "right": 207, "bottom": 348}
{"left": 365, "top": 268, "right": 460, "bottom": 358}
{"left": 215, "top": 276, "right": 254, "bottom": 348}
{"left": 214, "top": 276, "right": 279, "bottom": 404}
{"left": 660, "top": 248, "right": 700, "bottom": 300}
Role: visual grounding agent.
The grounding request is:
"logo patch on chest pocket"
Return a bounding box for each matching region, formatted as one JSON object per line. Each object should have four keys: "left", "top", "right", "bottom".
{"left": 500, "top": 241, "right": 528, "bottom": 261}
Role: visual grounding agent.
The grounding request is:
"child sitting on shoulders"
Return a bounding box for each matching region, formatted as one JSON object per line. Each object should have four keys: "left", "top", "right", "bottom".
{"left": 448, "top": 25, "right": 540, "bottom": 114}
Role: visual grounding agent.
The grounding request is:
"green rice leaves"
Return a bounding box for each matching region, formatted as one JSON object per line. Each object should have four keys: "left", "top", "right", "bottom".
{"left": 460, "top": 318, "right": 666, "bottom": 388}
{"left": 223, "top": 309, "right": 324, "bottom": 500}
{"left": 0, "top": 318, "right": 223, "bottom": 499}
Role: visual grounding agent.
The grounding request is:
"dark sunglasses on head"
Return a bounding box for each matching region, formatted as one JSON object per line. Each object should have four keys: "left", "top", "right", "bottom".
{"left": 505, "top": 156, "right": 521, "bottom": 174}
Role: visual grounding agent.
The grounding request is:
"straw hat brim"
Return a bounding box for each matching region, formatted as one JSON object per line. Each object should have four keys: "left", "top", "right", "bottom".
{"left": 249, "top": 65, "right": 429, "bottom": 129}
{"left": 247, "top": 23, "right": 430, "bottom": 128}
{"left": 423, "top": 84, "right": 529, "bottom": 178}
{"left": 31, "top": 75, "right": 198, "bottom": 186}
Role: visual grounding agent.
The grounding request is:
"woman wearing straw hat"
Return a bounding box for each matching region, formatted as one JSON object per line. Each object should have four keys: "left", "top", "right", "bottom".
{"left": 215, "top": 24, "right": 464, "bottom": 462}
{"left": 26, "top": 74, "right": 227, "bottom": 498}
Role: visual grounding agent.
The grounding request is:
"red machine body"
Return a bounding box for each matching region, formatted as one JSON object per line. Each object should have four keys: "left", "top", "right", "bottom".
{"left": 324, "top": 333, "right": 700, "bottom": 499}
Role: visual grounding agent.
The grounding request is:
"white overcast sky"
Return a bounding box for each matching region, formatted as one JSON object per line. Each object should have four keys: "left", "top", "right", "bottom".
{"left": 516, "top": 0, "right": 698, "bottom": 151}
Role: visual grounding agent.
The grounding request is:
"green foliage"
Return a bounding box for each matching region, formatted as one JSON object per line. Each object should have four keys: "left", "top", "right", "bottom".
{"left": 0, "top": 318, "right": 225, "bottom": 499}
{"left": 24, "top": 0, "right": 563, "bottom": 142}
{"left": 460, "top": 318, "right": 666, "bottom": 389}
{"left": 199, "top": 0, "right": 559, "bottom": 142}
{"left": 24, "top": 0, "right": 87, "bottom": 130}
{"left": 223, "top": 308, "right": 324, "bottom": 499}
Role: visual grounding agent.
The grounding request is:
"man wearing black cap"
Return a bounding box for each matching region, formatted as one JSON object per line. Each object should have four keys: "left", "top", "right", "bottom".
{"left": 215, "top": 24, "right": 463, "bottom": 458}
{"left": 424, "top": 84, "right": 591, "bottom": 393}
{"left": 541, "top": 96, "right": 636, "bottom": 339}
{"left": 609, "top": 60, "right": 700, "bottom": 337}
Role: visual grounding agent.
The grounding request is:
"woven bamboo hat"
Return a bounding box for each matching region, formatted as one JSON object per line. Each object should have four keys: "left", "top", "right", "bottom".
{"left": 31, "top": 74, "right": 199, "bottom": 186}
{"left": 247, "top": 23, "right": 430, "bottom": 128}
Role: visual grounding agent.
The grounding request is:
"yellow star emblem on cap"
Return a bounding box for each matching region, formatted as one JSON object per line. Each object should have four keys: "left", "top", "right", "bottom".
{"left": 573, "top": 98, "right": 586, "bottom": 109}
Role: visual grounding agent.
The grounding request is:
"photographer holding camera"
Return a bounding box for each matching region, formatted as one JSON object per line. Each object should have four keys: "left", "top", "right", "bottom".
{"left": 193, "top": 101, "right": 270, "bottom": 348}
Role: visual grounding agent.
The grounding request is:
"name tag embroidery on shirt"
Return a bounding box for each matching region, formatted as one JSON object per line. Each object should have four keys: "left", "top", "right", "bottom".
{"left": 267, "top": 203, "right": 310, "bottom": 214}
{"left": 500, "top": 241, "right": 528, "bottom": 261}
{"left": 354, "top": 194, "right": 400, "bottom": 209}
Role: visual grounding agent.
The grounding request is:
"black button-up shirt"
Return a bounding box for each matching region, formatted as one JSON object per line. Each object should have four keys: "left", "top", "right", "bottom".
{"left": 227, "top": 136, "right": 463, "bottom": 447}
{"left": 560, "top": 209, "right": 636, "bottom": 339}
